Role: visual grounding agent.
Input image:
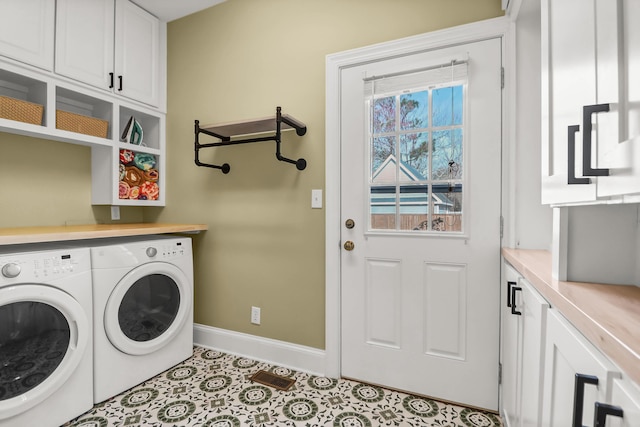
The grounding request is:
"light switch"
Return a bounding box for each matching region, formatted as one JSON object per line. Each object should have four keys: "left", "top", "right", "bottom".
{"left": 311, "top": 189, "right": 323, "bottom": 209}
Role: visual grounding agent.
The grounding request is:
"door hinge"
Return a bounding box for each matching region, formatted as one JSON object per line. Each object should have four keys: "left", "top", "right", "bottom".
{"left": 501, "top": 67, "right": 505, "bottom": 89}
{"left": 498, "top": 362, "right": 503, "bottom": 385}
{"left": 500, "top": 216, "right": 504, "bottom": 239}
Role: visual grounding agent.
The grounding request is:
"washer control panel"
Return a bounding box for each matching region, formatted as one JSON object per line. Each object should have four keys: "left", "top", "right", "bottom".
{"left": 0, "top": 247, "right": 90, "bottom": 283}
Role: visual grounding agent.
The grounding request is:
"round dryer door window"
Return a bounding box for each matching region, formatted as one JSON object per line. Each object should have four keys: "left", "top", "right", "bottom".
{"left": 104, "top": 262, "right": 192, "bottom": 356}
{"left": 0, "top": 285, "right": 89, "bottom": 419}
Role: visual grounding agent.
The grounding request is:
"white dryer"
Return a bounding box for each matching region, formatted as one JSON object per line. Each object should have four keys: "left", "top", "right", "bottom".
{"left": 88, "top": 236, "right": 193, "bottom": 403}
{"left": 0, "top": 245, "right": 93, "bottom": 427}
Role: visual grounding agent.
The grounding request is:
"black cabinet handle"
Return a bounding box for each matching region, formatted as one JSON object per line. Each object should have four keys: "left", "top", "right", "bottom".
{"left": 109, "top": 72, "right": 114, "bottom": 89}
{"left": 507, "top": 281, "right": 516, "bottom": 307}
{"left": 118, "top": 75, "right": 123, "bottom": 91}
{"left": 594, "top": 402, "right": 623, "bottom": 427}
{"left": 582, "top": 104, "right": 610, "bottom": 177}
{"left": 568, "top": 125, "right": 591, "bottom": 185}
{"left": 510, "top": 286, "right": 522, "bottom": 315}
{"left": 573, "top": 373, "right": 599, "bottom": 427}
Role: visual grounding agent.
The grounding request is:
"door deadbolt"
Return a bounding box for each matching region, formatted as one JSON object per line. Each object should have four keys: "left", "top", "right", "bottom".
{"left": 345, "top": 219, "right": 355, "bottom": 229}
{"left": 343, "top": 241, "right": 355, "bottom": 251}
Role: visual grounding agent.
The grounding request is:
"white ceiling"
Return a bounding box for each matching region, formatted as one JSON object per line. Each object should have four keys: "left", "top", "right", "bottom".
{"left": 131, "top": 0, "right": 226, "bottom": 22}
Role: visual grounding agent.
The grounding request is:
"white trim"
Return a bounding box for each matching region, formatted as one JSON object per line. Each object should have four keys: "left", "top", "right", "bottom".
{"left": 193, "top": 323, "right": 326, "bottom": 376}
{"left": 325, "top": 16, "right": 513, "bottom": 379}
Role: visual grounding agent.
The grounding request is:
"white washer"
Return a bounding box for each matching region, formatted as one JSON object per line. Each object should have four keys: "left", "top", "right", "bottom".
{"left": 0, "top": 244, "right": 93, "bottom": 427}
{"left": 88, "top": 236, "right": 193, "bottom": 403}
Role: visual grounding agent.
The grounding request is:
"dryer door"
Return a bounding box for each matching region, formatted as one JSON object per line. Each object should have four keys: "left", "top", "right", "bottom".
{"left": 104, "top": 262, "right": 192, "bottom": 355}
{"left": 0, "top": 285, "right": 89, "bottom": 419}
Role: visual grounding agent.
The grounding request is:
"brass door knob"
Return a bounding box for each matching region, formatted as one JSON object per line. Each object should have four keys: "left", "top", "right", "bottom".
{"left": 343, "top": 241, "right": 355, "bottom": 251}
{"left": 345, "top": 219, "right": 355, "bottom": 229}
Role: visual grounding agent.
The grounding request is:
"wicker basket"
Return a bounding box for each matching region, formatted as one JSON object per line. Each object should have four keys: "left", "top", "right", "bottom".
{"left": 0, "top": 95, "right": 44, "bottom": 125}
{"left": 56, "top": 110, "right": 108, "bottom": 138}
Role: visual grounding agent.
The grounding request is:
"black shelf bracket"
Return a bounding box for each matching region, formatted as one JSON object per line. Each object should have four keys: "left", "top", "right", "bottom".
{"left": 194, "top": 106, "right": 307, "bottom": 174}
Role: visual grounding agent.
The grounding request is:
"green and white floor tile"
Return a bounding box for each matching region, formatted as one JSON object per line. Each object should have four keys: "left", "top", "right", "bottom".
{"left": 65, "top": 346, "right": 502, "bottom": 426}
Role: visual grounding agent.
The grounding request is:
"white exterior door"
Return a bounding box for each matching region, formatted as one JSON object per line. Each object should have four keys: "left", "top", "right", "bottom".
{"left": 340, "top": 37, "right": 502, "bottom": 410}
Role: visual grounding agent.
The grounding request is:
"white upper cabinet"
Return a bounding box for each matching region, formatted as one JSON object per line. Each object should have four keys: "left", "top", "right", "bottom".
{"left": 541, "top": 0, "right": 640, "bottom": 205}
{"left": 56, "top": 0, "right": 162, "bottom": 108}
{"left": 55, "top": 0, "right": 115, "bottom": 91}
{"left": 0, "top": 0, "right": 54, "bottom": 70}
{"left": 114, "top": 0, "right": 161, "bottom": 107}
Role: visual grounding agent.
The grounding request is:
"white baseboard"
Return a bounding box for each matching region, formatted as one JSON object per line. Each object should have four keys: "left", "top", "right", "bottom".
{"left": 193, "top": 323, "right": 327, "bottom": 376}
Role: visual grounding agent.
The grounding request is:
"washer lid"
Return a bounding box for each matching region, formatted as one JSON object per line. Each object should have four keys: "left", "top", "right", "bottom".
{"left": 104, "top": 262, "right": 192, "bottom": 356}
{"left": 0, "top": 285, "right": 89, "bottom": 419}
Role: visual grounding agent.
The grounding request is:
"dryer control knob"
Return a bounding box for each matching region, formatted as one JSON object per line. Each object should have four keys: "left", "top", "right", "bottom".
{"left": 2, "top": 262, "right": 21, "bottom": 278}
{"left": 146, "top": 247, "right": 158, "bottom": 258}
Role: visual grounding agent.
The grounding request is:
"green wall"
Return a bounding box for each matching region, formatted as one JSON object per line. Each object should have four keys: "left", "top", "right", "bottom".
{"left": 155, "top": 0, "right": 503, "bottom": 349}
{"left": 0, "top": 0, "right": 502, "bottom": 350}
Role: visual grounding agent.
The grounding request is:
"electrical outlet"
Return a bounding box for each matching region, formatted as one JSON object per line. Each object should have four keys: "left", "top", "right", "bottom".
{"left": 110, "top": 206, "right": 120, "bottom": 221}
{"left": 251, "top": 306, "right": 261, "bottom": 325}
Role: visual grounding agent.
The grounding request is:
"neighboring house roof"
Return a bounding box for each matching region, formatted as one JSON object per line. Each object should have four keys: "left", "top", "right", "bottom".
{"left": 372, "top": 154, "right": 425, "bottom": 182}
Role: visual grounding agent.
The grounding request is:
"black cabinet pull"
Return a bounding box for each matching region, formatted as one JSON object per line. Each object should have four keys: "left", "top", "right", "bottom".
{"left": 582, "top": 104, "right": 610, "bottom": 177}
{"left": 568, "top": 125, "right": 591, "bottom": 185}
{"left": 573, "top": 373, "right": 599, "bottom": 427}
{"left": 109, "top": 72, "right": 114, "bottom": 89}
{"left": 118, "top": 75, "right": 123, "bottom": 91}
{"left": 594, "top": 402, "right": 623, "bottom": 427}
{"left": 510, "top": 286, "right": 522, "bottom": 315}
{"left": 507, "top": 281, "right": 516, "bottom": 307}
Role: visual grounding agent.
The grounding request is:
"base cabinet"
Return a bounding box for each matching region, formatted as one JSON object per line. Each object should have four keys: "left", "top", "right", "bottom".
{"left": 541, "top": 309, "right": 621, "bottom": 427}
{"left": 501, "top": 263, "right": 548, "bottom": 427}
{"left": 501, "top": 260, "right": 640, "bottom": 427}
{"left": 608, "top": 379, "right": 640, "bottom": 427}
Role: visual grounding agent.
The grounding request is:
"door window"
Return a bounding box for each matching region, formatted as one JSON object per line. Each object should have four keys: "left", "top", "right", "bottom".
{"left": 0, "top": 302, "right": 70, "bottom": 401}
{"left": 118, "top": 274, "right": 180, "bottom": 342}
{"left": 367, "top": 71, "right": 466, "bottom": 233}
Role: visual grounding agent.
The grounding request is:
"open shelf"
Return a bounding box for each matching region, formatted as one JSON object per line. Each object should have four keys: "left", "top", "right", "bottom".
{"left": 194, "top": 106, "right": 307, "bottom": 174}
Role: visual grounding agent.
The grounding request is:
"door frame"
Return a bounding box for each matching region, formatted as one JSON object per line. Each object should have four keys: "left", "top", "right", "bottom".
{"left": 324, "top": 16, "right": 515, "bottom": 378}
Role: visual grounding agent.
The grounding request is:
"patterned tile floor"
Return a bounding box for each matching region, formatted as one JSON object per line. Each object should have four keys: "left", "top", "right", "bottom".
{"left": 65, "top": 346, "right": 503, "bottom": 427}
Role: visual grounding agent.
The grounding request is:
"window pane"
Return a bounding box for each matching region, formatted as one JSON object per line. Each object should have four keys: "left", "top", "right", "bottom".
{"left": 399, "top": 133, "right": 429, "bottom": 179}
{"left": 432, "top": 85, "right": 463, "bottom": 127}
{"left": 399, "top": 185, "right": 429, "bottom": 231}
{"left": 370, "top": 185, "right": 396, "bottom": 230}
{"left": 432, "top": 183, "right": 463, "bottom": 232}
{"left": 400, "top": 91, "right": 428, "bottom": 130}
{"left": 371, "top": 136, "right": 396, "bottom": 181}
{"left": 373, "top": 96, "right": 395, "bottom": 133}
{"left": 432, "top": 129, "right": 463, "bottom": 180}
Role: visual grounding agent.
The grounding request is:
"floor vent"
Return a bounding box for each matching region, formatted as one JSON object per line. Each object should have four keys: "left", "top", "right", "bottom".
{"left": 249, "top": 370, "right": 296, "bottom": 391}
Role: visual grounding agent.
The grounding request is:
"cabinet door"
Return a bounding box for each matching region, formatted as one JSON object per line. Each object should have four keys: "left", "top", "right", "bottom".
{"left": 55, "top": 0, "right": 115, "bottom": 91}
{"left": 542, "top": 309, "right": 621, "bottom": 427}
{"left": 114, "top": 0, "right": 160, "bottom": 107}
{"left": 597, "top": 0, "right": 640, "bottom": 198}
{"left": 541, "top": 0, "right": 598, "bottom": 204}
{"left": 607, "top": 378, "right": 640, "bottom": 427}
{"left": 0, "top": 0, "right": 54, "bottom": 70}
{"left": 519, "top": 280, "right": 549, "bottom": 427}
{"left": 501, "top": 264, "right": 521, "bottom": 427}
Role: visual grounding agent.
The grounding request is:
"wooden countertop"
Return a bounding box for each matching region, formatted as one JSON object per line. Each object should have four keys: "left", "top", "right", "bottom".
{"left": 502, "top": 248, "right": 640, "bottom": 385}
{"left": 0, "top": 223, "right": 208, "bottom": 245}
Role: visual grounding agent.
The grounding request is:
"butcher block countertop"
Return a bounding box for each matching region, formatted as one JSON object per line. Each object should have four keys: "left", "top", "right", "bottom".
{"left": 502, "top": 248, "right": 640, "bottom": 386}
{"left": 0, "top": 223, "right": 208, "bottom": 245}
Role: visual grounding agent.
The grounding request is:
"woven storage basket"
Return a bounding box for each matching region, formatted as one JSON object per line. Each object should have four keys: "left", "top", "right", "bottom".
{"left": 0, "top": 95, "right": 44, "bottom": 125}
{"left": 56, "top": 110, "right": 108, "bottom": 138}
